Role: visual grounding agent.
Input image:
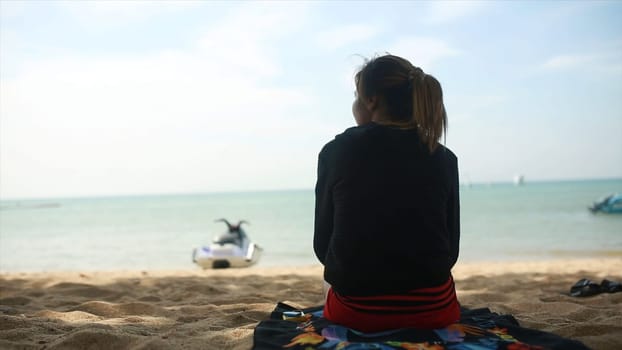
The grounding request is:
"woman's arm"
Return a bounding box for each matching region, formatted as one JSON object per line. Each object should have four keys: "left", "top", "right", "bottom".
{"left": 448, "top": 158, "right": 460, "bottom": 268}
{"left": 313, "top": 149, "right": 334, "bottom": 265}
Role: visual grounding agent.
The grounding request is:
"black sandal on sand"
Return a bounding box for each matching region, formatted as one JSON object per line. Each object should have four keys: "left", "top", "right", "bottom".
{"left": 600, "top": 279, "right": 622, "bottom": 293}
{"left": 570, "top": 278, "right": 622, "bottom": 297}
{"left": 569, "top": 278, "right": 603, "bottom": 297}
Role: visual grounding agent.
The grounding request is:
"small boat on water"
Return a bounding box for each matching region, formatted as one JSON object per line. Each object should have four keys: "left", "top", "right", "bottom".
{"left": 589, "top": 194, "right": 622, "bottom": 214}
{"left": 192, "top": 219, "right": 263, "bottom": 269}
{"left": 513, "top": 174, "right": 525, "bottom": 186}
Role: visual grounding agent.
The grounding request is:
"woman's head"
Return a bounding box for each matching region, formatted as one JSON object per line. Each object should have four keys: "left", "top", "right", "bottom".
{"left": 353, "top": 54, "right": 447, "bottom": 152}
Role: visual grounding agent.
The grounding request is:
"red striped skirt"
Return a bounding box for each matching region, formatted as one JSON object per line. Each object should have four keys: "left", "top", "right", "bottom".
{"left": 323, "top": 276, "right": 460, "bottom": 332}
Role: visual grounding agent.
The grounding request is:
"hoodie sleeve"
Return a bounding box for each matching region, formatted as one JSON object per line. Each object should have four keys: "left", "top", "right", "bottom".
{"left": 447, "top": 156, "right": 460, "bottom": 268}
{"left": 313, "top": 146, "right": 334, "bottom": 265}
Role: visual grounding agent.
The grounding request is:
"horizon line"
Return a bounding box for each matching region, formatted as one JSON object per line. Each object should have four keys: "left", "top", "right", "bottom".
{"left": 1, "top": 176, "right": 621, "bottom": 202}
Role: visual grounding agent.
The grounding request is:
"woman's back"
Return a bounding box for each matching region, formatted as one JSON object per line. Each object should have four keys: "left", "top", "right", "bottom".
{"left": 315, "top": 122, "right": 459, "bottom": 296}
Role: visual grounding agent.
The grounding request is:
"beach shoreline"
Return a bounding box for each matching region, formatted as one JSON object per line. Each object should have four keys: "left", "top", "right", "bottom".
{"left": 1, "top": 258, "right": 621, "bottom": 349}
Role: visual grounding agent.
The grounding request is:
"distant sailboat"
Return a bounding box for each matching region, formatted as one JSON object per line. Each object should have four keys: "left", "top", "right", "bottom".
{"left": 513, "top": 174, "right": 525, "bottom": 186}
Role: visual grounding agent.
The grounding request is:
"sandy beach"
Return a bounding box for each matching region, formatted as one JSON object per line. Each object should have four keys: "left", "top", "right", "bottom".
{"left": 1, "top": 258, "right": 621, "bottom": 350}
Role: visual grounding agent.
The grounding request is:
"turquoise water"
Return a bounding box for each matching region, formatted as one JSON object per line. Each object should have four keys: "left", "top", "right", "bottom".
{"left": 1, "top": 179, "right": 621, "bottom": 272}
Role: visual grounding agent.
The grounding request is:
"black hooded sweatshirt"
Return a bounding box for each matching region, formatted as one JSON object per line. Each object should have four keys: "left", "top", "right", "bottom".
{"left": 313, "top": 122, "right": 460, "bottom": 296}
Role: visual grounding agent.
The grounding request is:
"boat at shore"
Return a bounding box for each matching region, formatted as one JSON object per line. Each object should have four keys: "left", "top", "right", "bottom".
{"left": 589, "top": 194, "right": 622, "bottom": 214}
{"left": 192, "top": 219, "right": 263, "bottom": 269}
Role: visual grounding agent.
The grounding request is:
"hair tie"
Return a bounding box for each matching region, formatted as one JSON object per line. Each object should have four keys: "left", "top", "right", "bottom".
{"left": 408, "top": 67, "right": 425, "bottom": 83}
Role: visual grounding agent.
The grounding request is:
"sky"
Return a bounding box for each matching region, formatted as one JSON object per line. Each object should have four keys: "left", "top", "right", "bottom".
{"left": 1, "top": 0, "right": 621, "bottom": 199}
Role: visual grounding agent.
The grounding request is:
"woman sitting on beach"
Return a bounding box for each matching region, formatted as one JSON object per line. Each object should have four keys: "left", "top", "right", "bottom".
{"left": 313, "top": 54, "right": 460, "bottom": 332}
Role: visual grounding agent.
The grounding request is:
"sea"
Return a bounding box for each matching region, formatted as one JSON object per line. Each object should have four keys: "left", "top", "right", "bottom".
{"left": 1, "top": 179, "right": 621, "bottom": 272}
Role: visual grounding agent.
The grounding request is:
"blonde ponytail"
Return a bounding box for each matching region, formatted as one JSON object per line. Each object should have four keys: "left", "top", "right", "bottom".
{"left": 412, "top": 73, "right": 447, "bottom": 153}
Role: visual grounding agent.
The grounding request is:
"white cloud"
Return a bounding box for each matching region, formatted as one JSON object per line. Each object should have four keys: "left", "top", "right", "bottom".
{"left": 542, "top": 53, "right": 599, "bottom": 70}
{"left": 196, "top": 3, "right": 308, "bottom": 78}
{"left": 424, "top": 1, "right": 486, "bottom": 24}
{"left": 542, "top": 50, "right": 622, "bottom": 74}
{"left": 0, "top": 3, "right": 323, "bottom": 198}
{"left": 0, "top": 51, "right": 317, "bottom": 197}
{"left": 315, "top": 24, "right": 381, "bottom": 50}
{"left": 387, "top": 37, "right": 460, "bottom": 69}
{"left": 57, "top": 0, "right": 202, "bottom": 25}
{"left": 0, "top": 0, "right": 30, "bottom": 19}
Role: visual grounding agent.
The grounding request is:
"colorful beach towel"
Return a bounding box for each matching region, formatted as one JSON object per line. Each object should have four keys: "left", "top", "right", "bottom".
{"left": 253, "top": 303, "right": 589, "bottom": 350}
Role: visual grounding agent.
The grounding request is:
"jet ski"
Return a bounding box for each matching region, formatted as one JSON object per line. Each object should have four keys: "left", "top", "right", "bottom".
{"left": 192, "top": 219, "right": 263, "bottom": 269}
{"left": 589, "top": 193, "right": 622, "bottom": 214}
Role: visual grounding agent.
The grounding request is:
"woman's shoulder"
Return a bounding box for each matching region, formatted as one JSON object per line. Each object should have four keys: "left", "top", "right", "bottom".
{"left": 320, "top": 124, "right": 377, "bottom": 155}
{"left": 338, "top": 123, "right": 378, "bottom": 141}
{"left": 436, "top": 144, "right": 457, "bottom": 159}
{"left": 433, "top": 144, "right": 458, "bottom": 168}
